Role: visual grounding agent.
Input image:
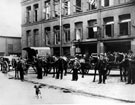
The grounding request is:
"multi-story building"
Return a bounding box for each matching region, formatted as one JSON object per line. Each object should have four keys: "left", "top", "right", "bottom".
{"left": 21, "top": 0, "right": 135, "bottom": 57}
{"left": 0, "top": 36, "right": 21, "bottom": 56}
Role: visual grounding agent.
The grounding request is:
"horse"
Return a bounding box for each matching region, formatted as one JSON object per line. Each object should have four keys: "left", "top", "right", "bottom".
{"left": 90, "top": 56, "right": 100, "bottom": 82}
{"left": 44, "top": 55, "right": 57, "bottom": 77}
{"left": 106, "top": 52, "right": 128, "bottom": 82}
{"left": 54, "top": 57, "right": 68, "bottom": 79}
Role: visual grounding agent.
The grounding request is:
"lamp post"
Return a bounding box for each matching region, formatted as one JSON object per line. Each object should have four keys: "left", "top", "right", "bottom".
{"left": 59, "top": 0, "right": 63, "bottom": 56}
{"left": 93, "top": 26, "right": 101, "bottom": 55}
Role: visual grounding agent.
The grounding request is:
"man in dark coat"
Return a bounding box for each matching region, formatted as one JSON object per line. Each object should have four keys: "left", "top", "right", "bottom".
{"left": 56, "top": 57, "right": 64, "bottom": 79}
{"left": 17, "top": 58, "right": 24, "bottom": 81}
{"left": 72, "top": 57, "right": 81, "bottom": 81}
{"left": 35, "top": 58, "right": 43, "bottom": 79}
{"left": 98, "top": 54, "right": 108, "bottom": 84}
{"left": 127, "top": 50, "right": 135, "bottom": 84}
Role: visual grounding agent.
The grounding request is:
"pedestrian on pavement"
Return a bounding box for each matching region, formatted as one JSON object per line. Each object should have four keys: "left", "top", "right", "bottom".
{"left": 56, "top": 57, "right": 64, "bottom": 79}
{"left": 72, "top": 57, "right": 81, "bottom": 81}
{"left": 79, "top": 56, "right": 85, "bottom": 78}
{"left": 17, "top": 58, "right": 24, "bottom": 81}
{"left": 126, "top": 50, "right": 135, "bottom": 84}
{"left": 98, "top": 54, "right": 108, "bottom": 84}
{"left": 35, "top": 57, "right": 43, "bottom": 79}
{"left": 12, "top": 58, "right": 19, "bottom": 79}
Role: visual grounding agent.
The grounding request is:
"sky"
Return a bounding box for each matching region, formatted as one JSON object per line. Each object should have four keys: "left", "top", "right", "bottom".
{"left": 0, "top": 0, "right": 21, "bottom": 37}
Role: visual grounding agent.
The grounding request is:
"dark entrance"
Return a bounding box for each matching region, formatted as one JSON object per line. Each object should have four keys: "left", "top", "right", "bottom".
{"left": 104, "top": 41, "right": 130, "bottom": 53}
{"left": 81, "top": 44, "right": 97, "bottom": 55}
{"left": 53, "top": 47, "right": 60, "bottom": 56}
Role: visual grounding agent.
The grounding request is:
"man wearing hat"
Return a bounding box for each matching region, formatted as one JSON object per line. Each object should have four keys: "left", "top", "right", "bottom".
{"left": 127, "top": 50, "right": 135, "bottom": 84}
{"left": 98, "top": 53, "right": 108, "bottom": 84}
{"left": 72, "top": 57, "right": 81, "bottom": 81}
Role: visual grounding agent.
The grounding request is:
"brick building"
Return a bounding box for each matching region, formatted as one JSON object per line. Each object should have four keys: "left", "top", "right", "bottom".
{"left": 21, "top": 0, "right": 135, "bottom": 57}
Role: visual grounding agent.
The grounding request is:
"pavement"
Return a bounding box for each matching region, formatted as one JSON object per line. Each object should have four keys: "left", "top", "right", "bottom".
{"left": 7, "top": 68, "right": 135, "bottom": 103}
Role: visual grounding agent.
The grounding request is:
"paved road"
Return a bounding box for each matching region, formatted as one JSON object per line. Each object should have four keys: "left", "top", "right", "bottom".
{"left": 0, "top": 72, "right": 125, "bottom": 105}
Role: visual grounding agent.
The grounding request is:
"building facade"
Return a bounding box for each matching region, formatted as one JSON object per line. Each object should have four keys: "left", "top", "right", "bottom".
{"left": 0, "top": 36, "right": 21, "bottom": 56}
{"left": 21, "top": 0, "right": 135, "bottom": 57}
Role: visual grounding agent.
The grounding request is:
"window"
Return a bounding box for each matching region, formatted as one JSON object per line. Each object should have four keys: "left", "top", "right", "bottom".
{"left": 103, "top": 17, "right": 114, "bottom": 37}
{"left": 44, "top": 27, "right": 51, "bottom": 45}
{"left": 76, "top": 0, "right": 82, "bottom": 12}
{"left": 63, "top": 24, "right": 70, "bottom": 43}
{"left": 33, "top": 29, "right": 39, "bottom": 47}
{"left": 44, "top": 0, "right": 51, "bottom": 20}
{"left": 33, "top": 4, "right": 39, "bottom": 22}
{"left": 87, "top": 20, "right": 97, "bottom": 39}
{"left": 8, "top": 44, "right": 13, "bottom": 53}
{"left": 26, "top": 6, "right": 31, "bottom": 23}
{"left": 101, "top": 0, "right": 114, "bottom": 7}
{"left": 119, "top": 0, "right": 131, "bottom": 4}
{"left": 54, "top": 26, "right": 60, "bottom": 44}
{"left": 105, "top": 0, "right": 109, "bottom": 6}
{"left": 62, "top": 0, "right": 70, "bottom": 15}
{"left": 53, "top": 0, "right": 60, "bottom": 17}
{"left": 26, "top": 30, "right": 31, "bottom": 46}
{"left": 75, "top": 22, "right": 83, "bottom": 40}
{"left": 88, "top": 0, "right": 97, "bottom": 10}
{"left": 119, "top": 14, "right": 131, "bottom": 36}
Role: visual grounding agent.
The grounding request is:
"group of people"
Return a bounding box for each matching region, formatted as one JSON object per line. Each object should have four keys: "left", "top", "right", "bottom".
{"left": 70, "top": 50, "right": 135, "bottom": 84}
{"left": 0, "top": 50, "right": 135, "bottom": 85}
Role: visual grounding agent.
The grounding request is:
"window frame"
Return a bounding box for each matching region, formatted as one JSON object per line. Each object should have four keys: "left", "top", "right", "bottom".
{"left": 119, "top": 14, "right": 131, "bottom": 36}
{"left": 87, "top": 26, "right": 98, "bottom": 39}
{"left": 64, "top": 28, "right": 70, "bottom": 43}
{"left": 26, "top": 30, "right": 31, "bottom": 47}
{"left": 26, "top": 6, "right": 31, "bottom": 23}
{"left": 75, "top": 0, "right": 82, "bottom": 12}
{"left": 33, "top": 29, "right": 39, "bottom": 47}
{"left": 54, "top": 27, "right": 60, "bottom": 45}
{"left": 119, "top": 21, "right": 131, "bottom": 36}
{"left": 33, "top": 4, "right": 39, "bottom": 22}
{"left": 88, "top": 0, "right": 97, "bottom": 10}
{"left": 44, "top": 28, "right": 51, "bottom": 45}
{"left": 53, "top": 0, "right": 60, "bottom": 17}
{"left": 62, "top": 0, "right": 70, "bottom": 15}
{"left": 44, "top": 0, "right": 51, "bottom": 20}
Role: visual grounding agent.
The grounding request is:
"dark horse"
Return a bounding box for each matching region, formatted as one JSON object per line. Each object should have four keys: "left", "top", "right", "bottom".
{"left": 54, "top": 57, "right": 68, "bottom": 79}
{"left": 107, "top": 52, "right": 128, "bottom": 82}
{"left": 90, "top": 56, "right": 100, "bottom": 82}
{"left": 43, "top": 55, "right": 58, "bottom": 77}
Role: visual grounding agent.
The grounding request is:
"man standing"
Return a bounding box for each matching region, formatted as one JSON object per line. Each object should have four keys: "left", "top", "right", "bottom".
{"left": 80, "top": 57, "right": 85, "bottom": 78}
{"left": 35, "top": 57, "right": 43, "bottom": 79}
{"left": 56, "top": 57, "right": 64, "bottom": 80}
{"left": 72, "top": 57, "right": 81, "bottom": 81}
{"left": 17, "top": 58, "right": 24, "bottom": 81}
{"left": 127, "top": 50, "right": 135, "bottom": 84}
{"left": 98, "top": 54, "right": 108, "bottom": 84}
